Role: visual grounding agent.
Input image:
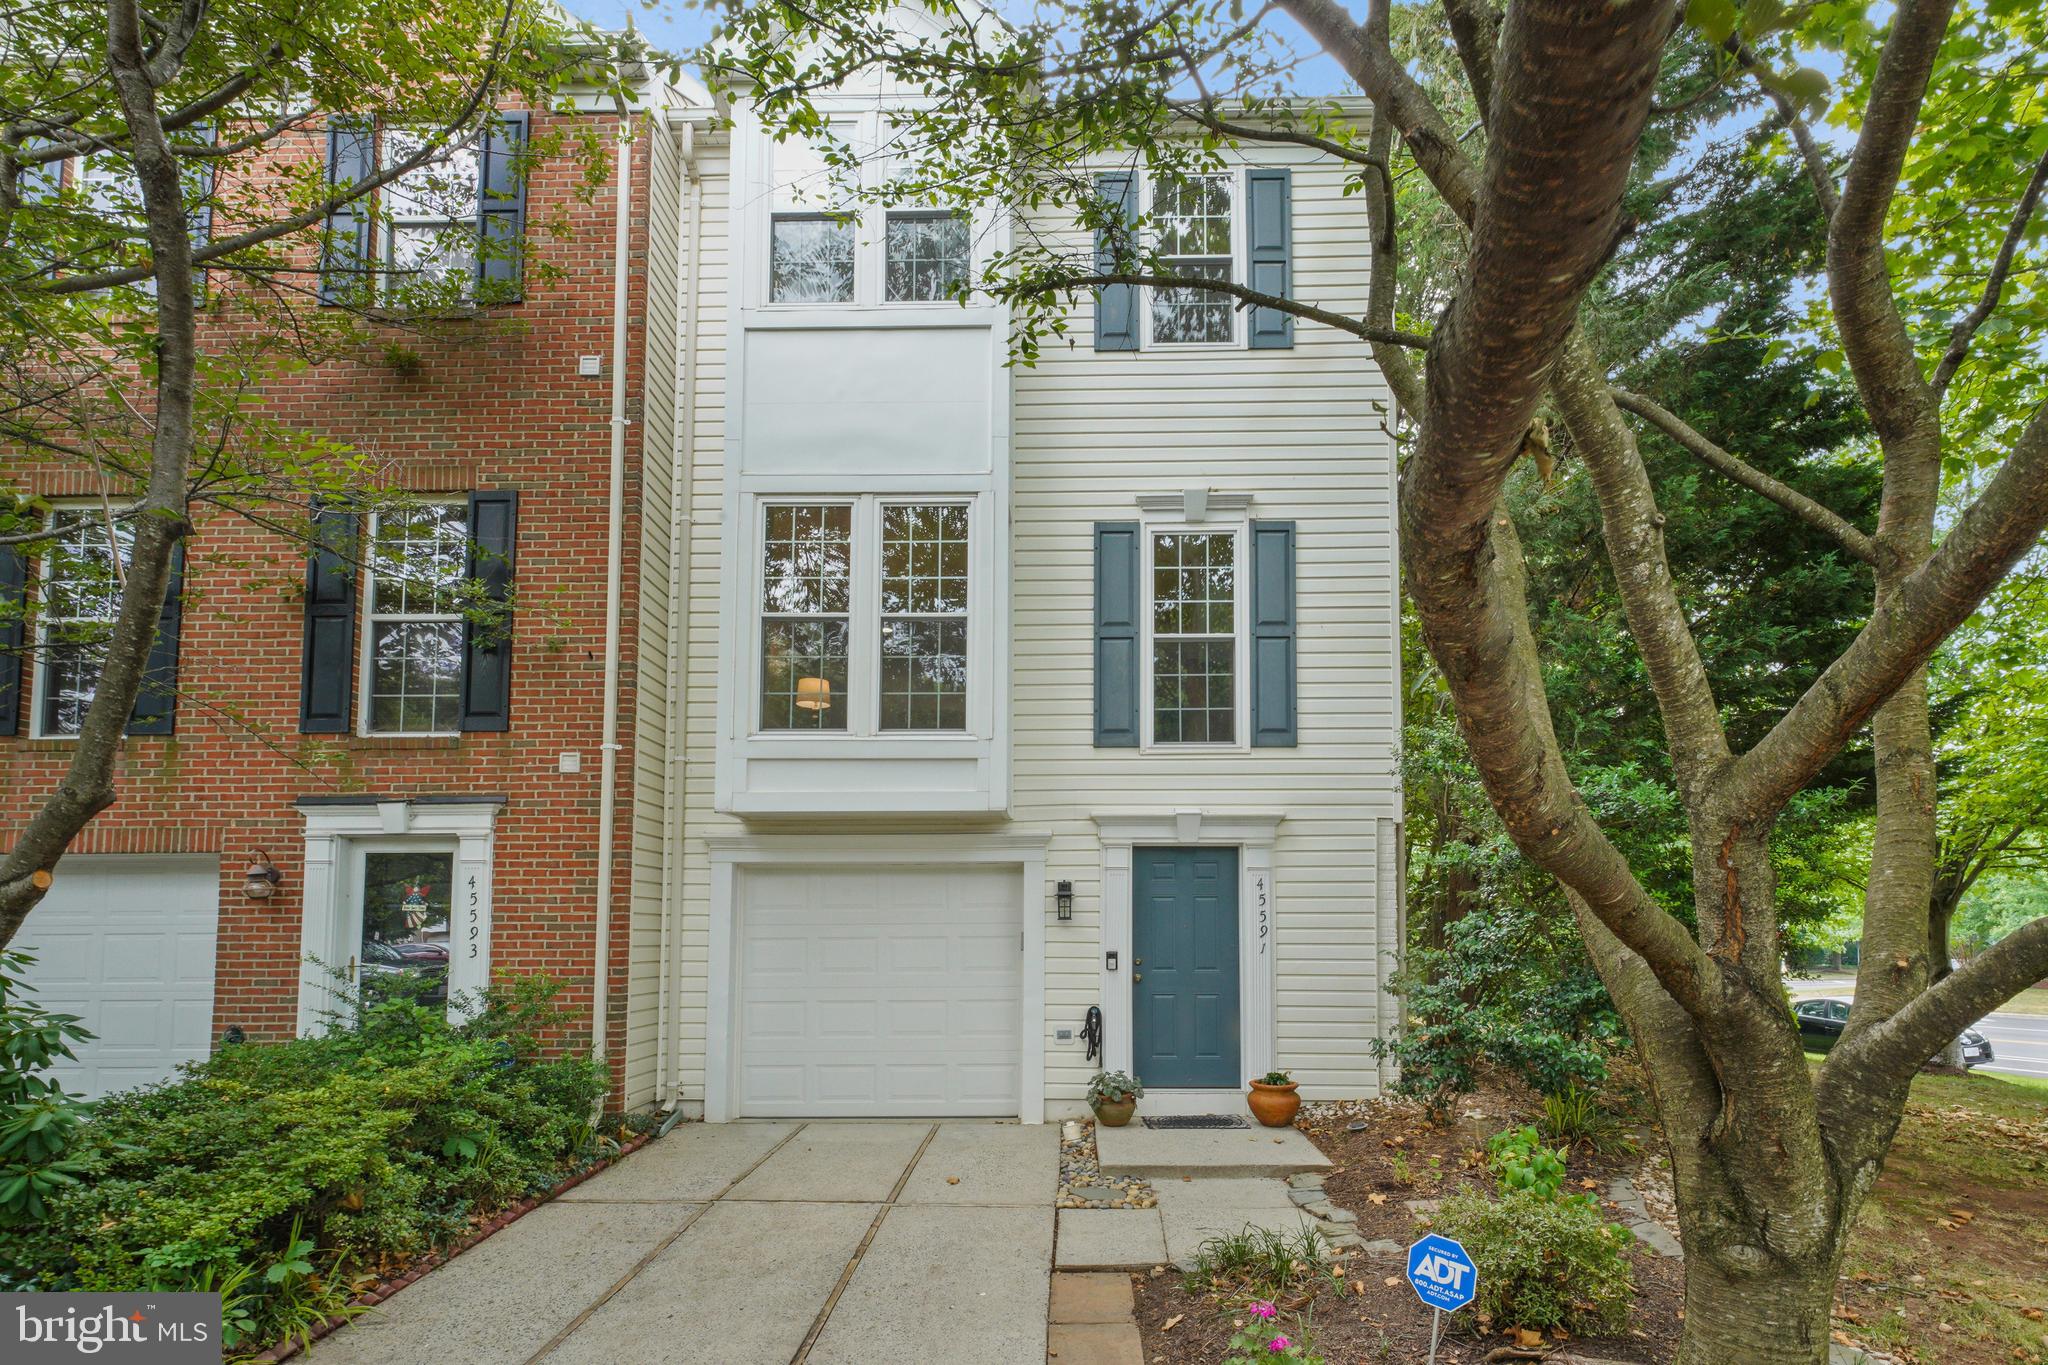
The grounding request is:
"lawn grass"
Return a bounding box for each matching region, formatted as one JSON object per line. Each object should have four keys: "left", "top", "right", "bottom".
{"left": 1831, "top": 1065, "right": 2048, "bottom": 1363}
{"left": 1991, "top": 987, "right": 2048, "bottom": 1019}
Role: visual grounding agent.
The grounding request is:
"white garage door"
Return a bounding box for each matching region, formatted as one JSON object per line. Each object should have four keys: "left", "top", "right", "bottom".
{"left": 11, "top": 855, "right": 219, "bottom": 1099}
{"left": 737, "top": 865, "right": 1021, "bottom": 1117}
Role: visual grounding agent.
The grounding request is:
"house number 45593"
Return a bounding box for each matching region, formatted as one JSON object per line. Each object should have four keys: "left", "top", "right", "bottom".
{"left": 467, "top": 875, "right": 480, "bottom": 959}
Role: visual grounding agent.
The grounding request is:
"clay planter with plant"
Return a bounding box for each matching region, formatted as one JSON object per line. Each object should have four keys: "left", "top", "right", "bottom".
{"left": 1087, "top": 1069, "right": 1144, "bottom": 1127}
{"left": 1247, "top": 1070, "right": 1300, "bottom": 1127}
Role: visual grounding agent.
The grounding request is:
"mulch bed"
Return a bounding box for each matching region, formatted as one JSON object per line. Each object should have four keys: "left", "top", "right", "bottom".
{"left": 248, "top": 1129, "right": 654, "bottom": 1364}
{"left": 1133, "top": 1083, "right": 1687, "bottom": 1364}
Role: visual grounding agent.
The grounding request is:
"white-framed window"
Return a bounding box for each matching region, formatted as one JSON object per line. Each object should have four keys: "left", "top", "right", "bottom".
{"left": 759, "top": 115, "right": 979, "bottom": 309}
{"left": 755, "top": 496, "right": 974, "bottom": 735}
{"left": 768, "top": 126, "right": 856, "bottom": 304}
{"left": 361, "top": 501, "right": 468, "bottom": 735}
{"left": 1143, "top": 522, "right": 1246, "bottom": 746}
{"left": 1145, "top": 171, "right": 1240, "bottom": 347}
{"left": 32, "top": 505, "right": 132, "bottom": 739}
{"left": 378, "top": 129, "right": 480, "bottom": 300}
{"left": 883, "top": 210, "right": 971, "bottom": 302}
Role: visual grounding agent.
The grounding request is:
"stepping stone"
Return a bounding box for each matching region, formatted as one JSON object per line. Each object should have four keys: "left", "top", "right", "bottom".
{"left": 1047, "top": 1322, "right": 1143, "bottom": 1365}
{"left": 1286, "top": 1188, "right": 1322, "bottom": 1207}
{"left": 1360, "top": 1238, "right": 1405, "bottom": 1259}
{"left": 1057, "top": 1209, "right": 1168, "bottom": 1269}
{"left": 1285, "top": 1173, "right": 1325, "bottom": 1190}
{"left": 1049, "top": 1272, "right": 1134, "bottom": 1324}
{"left": 1151, "top": 1178, "right": 1321, "bottom": 1269}
{"left": 1094, "top": 1124, "right": 1331, "bottom": 1178}
{"left": 1628, "top": 1219, "right": 1682, "bottom": 1258}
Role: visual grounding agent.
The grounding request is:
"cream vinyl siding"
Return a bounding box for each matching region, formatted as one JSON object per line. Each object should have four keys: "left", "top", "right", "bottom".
{"left": 1012, "top": 151, "right": 1400, "bottom": 1104}
{"left": 654, "top": 141, "right": 1399, "bottom": 1113}
{"left": 670, "top": 141, "right": 732, "bottom": 1105}
{"left": 623, "top": 130, "right": 729, "bottom": 1107}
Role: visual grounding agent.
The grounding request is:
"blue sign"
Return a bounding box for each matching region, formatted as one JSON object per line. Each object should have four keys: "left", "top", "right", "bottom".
{"left": 1406, "top": 1233, "right": 1478, "bottom": 1313}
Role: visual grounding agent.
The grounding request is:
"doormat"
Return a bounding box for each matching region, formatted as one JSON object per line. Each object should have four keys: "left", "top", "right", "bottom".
{"left": 1141, "top": 1114, "right": 1247, "bottom": 1130}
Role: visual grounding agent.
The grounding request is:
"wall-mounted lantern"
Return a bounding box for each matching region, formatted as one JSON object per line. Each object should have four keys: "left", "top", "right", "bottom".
{"left": 244, "top": 851, "right": 283, "bottom": 900}
{"left": 1056, "top": 880, "right": 1074, "bottom": 921}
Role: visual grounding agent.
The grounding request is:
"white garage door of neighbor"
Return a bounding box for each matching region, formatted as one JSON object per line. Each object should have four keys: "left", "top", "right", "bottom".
{"left": 11, "top": 855, "right": 220, "bottom": 1099}
{"left": 737, "top": 865, "right": 1022, "bottom": 1117}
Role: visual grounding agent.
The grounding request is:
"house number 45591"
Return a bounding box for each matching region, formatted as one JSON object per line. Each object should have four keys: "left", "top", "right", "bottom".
{"left": 1256, "top": 876, "right": 1269, "bottom": 954}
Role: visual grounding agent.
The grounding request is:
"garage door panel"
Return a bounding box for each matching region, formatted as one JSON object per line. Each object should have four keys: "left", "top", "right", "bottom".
{"left": 736, "top": 865, "right": 1022, "bottom": 1118}
{"left": 12, "top": 855, "right": 219, "bottom": 1100}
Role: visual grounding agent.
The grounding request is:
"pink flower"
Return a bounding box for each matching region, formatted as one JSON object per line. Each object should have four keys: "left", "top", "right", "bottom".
{"left": 1248, "top": 1301, "right": 1277, "bottom": 1320}
{"left": 1268, "top": 1336, "right": 1292, "bottom": 1352}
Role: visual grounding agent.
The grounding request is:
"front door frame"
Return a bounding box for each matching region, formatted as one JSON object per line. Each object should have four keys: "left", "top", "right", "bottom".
{"left": 1094, "top": 811, "right": 1280, "bottom": 1113}
{"left": 295, "top": 797, "right": 501, "bottom": 1032}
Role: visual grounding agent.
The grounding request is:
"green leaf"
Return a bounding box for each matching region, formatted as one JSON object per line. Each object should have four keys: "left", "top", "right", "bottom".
{"left": 1688, "top": 0, "right": 1740, "bottom": 43}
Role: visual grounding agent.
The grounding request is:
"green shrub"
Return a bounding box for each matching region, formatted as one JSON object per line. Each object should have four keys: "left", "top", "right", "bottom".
{"left": 1540, "top": 1082, "right": 1627, "bottom": 1153}
{"left": 1432, "top": 1189, "right": 1635, "bottom": 1335}
{"left": 0, "top": 949, "right": 95, "bottom": 1236}
{"left": 4, "top": 972, "right": 605, "bottom": 1352}
{"left": 1486, "top": 1125, "right": 1573, "bottom": 1202}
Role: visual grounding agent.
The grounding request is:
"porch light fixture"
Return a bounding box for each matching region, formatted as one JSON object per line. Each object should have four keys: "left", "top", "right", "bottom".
{"left": 1056, "top": 880, "right": 1074, "bottom": 921}
{"left": 795, "top": 676, "right": 833, "bottom": 712}
{"left": 244, "top": 851, "right": 283, "bottom": 900}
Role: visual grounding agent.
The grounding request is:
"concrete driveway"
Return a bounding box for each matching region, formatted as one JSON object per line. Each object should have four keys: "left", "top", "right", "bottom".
{"left": 308, "top": 1121, "right": 1057, "bottom": 1365}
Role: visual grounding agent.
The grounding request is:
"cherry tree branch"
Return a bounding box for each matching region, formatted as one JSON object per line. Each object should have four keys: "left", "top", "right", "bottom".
{"left": 1930, "top": 144, "right": 2048, "bottom": 398}
{"left": 1610, "top": 386, "right": 1877, "bottom": 563}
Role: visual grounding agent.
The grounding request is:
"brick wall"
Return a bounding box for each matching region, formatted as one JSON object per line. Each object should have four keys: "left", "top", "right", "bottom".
{"left": 0, "top": 110, "right": 659, "bottom": 1101}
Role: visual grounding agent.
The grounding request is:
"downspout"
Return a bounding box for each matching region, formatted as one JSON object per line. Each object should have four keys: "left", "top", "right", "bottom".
{"left": 594, "top": 107, "right": 634, "bottom": 1065}
{"left": 656, "top": 116, "right": 700, "bottom": 1120}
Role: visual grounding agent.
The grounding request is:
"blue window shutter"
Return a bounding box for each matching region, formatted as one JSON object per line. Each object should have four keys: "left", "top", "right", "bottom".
{"left": 476, "top": 112, "right": 528, "bottom": 299}
{"left": 1249, "top": 520, "right": 1297, "bottom": 746}
{"left": 320, "top": 117, "right": 375, "bottom": 306}
{"left": 1093, "top": 172, "right": 1139, "bottom": 352}
{"left": 1246, "top": 169, "right": 1293, "bottom": 349}
{"left": 1094, "top": 521, "right": 1140, "bottom": 746}
{"left": 299, "top": 500, "right": 358, "bottom": 733}
{"left": 188, "top": 122, "right": 215, "bottom": 298}
{"left": 0, "top": 546, "right": 24, "bottom": 735}
{"left": 459, "top": 490, "right": 517, "bottom": 732}
{"left": 125, "top": 542, "right": 184, "bottom": 736}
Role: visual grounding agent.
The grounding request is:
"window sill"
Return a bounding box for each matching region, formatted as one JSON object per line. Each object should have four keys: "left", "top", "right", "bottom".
{"left": 342, "top": 734, "right": 466, "bottom": 751}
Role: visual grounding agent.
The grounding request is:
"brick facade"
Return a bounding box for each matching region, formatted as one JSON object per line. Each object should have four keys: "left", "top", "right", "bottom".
{"left": 0, "top": 110, "right": 656, "bottom": 1099}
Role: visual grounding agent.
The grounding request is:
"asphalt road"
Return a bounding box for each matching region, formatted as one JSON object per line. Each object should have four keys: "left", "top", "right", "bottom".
{"left": 1974, "top": 1010, "right": 2048, "bottom": 1081}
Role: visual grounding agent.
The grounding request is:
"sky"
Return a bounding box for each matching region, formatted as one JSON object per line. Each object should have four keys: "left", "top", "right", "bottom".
{"left": 557, "top": 0, "right": 1361, "bottom": 95}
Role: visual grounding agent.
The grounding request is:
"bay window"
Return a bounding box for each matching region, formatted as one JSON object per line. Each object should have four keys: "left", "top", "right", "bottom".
{"left": 756, "top": 498, "right": 974, "bottom": 735}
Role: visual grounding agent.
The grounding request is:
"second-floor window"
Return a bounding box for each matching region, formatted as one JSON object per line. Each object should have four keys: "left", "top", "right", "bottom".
{"left": 35, "top": 507, "right": 130, "bottom": 737}
{"left": 883, "top": 211, "right": 970, "bottom": 301}
{"left": 1149, "top": 527, "right": 1241, "bottom": 744}
{"left": 758, "top": 499, "right": 972, "bottom": 734}
{"left": 1149, "top": 174, "right": 1236, "bottom": 345}
{"left": 363, "top": 503, "right": 468, "bottom": 734}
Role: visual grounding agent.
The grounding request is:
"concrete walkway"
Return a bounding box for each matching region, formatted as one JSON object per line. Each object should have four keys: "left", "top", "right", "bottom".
{"left": 308, "top": 1120, "right": 1057, "bottom": 1365}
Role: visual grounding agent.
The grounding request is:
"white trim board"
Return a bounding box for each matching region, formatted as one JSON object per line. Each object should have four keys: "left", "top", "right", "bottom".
{"left": 295, "top": 800, "right": 501, "bottom": 1033}
{"left": 702, "top": 832, "right": 1051, "bottom": 1123}
{"left": 1092, "top": 811, "right": 1282, "bottom": 1091}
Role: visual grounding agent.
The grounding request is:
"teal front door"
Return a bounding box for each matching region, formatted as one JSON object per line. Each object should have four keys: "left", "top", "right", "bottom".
{"left": 1132, "top": 847, "right": 1241, "bottom": 1088}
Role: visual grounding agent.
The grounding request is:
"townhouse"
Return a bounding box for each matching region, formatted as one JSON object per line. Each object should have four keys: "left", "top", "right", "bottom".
{"left": 3, "top": 29, "right": 1405, "bottom": 1122}
{"left": 0, "top": 80, "right": 706, "bottom": 1100}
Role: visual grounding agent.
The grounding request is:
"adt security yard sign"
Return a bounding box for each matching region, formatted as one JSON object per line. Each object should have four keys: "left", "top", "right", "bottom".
{"left": 1406, "top": 1233, "right": 1477, "bottom": 1364}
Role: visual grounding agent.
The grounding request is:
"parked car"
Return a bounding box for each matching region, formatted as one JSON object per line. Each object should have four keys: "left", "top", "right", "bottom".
{"left": 1793, "top": 996, "right": 1993, "bottom": 1067}
{"left": 390, "top": 941, "right": 450, "bottom": 964}
{"left": 360, "top": 938, "right": 448, "bottom": 1005}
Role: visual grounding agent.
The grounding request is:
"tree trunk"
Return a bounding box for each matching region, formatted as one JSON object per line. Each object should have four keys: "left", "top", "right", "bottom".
{"left": 1672, "top": 1241, "right": 1841, "bottom": 1365}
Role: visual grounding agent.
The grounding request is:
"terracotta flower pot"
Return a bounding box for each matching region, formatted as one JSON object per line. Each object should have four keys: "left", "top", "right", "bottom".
{"left": 1092, "top": 1096, "right": 1137, "bottom": 1127}
{"left": 1247, "top": 1080, "right": 1301, "bottom": 1128}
